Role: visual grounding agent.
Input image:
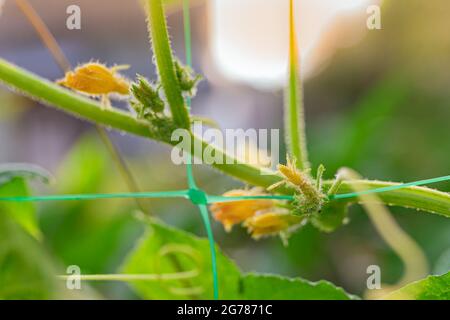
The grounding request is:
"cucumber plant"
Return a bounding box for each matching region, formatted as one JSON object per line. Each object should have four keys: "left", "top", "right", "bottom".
{"left": 0, "top": 0, "right": 448, "bottom": 300}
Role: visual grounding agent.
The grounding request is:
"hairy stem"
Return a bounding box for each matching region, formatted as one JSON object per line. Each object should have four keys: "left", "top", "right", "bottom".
{"left": 285, "top": 0, "right": 309, "bottom": 170}
{"left": 0, "top": 58, "right": 449, "bottom": 217}
{"left": 145, "top": 0, "right": 190, "bottom": 129}
{"left": 0, "top": 58, "right": 155, "bottom": 138}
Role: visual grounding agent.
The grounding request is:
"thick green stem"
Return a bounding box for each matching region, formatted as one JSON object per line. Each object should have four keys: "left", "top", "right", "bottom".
{"left": 145, "top": 0, "right": 190, "bottom": 129}
{"left": 0, "top": 58, "right": 449, "bottom": 217}
{"left": 0, "top": 58, "right": 155, "bottom": 139}
{"left": 285, "top": 0, "right": 309, "bottom": 170}
{"left": 330, "top": 180, "right": 450, "bottom": 218}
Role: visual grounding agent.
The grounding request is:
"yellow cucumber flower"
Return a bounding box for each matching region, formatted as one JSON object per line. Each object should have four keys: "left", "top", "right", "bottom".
{"left": 210, "top": 188, "right": 274, "bottom": 232}
{"left": 57, "top": 62, "right": 130, "bottom": 96}
{"left": 244, "top": 212, "right": 303, "bottom": 240}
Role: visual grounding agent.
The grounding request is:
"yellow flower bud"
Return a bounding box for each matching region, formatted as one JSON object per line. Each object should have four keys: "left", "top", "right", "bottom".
{"left": 271, "top": 156, "right": 325, "bottom": 216}
{"left": 57, "top": 63, "right": 130, "bottom": 96}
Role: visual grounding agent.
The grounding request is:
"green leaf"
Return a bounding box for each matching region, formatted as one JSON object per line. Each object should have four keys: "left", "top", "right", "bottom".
{"left": 239, "top": 273, "right": 357, "bottom": 300}
{"left": 40, "top": 135, "right": 144, "bottom": 274}
{"left": 0, "top": 163, "right": 52, "bottom": 186}
{"left": 0, "top": 213, "right": 59, "bottom": 299}
{"left": 46, "top": 213, "right": 143, "bottom": 276}
{"left": 56, "top": 135, "right": 109, "bottom": 193}
{"left": 0, "top": 163, "right": 51, "bottom": 238}
{"left": 122, "top": 219, "right": 241, "bottom": 299}
{"left": 0, "top": 213, "right": 97, "bottom": 299}
{"left": 384, "top": 271, "right": 450, "bottom": 300}
{"left": 0, "top": 178, "right": 41, "bottom": 238}
{"left": 122, "top": 219, "right": 358, "bottom": 300}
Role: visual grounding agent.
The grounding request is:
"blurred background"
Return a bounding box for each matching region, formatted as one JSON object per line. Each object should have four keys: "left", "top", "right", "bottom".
{"left": 0, "top": 0, "right": 449, "bottom": 298}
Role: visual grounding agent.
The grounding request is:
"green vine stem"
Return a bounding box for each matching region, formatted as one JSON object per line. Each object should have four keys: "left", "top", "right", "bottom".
{"left": 0, "top": 58, "right": 154, "bottom": 137}
{"left": 285, "top": 0, "right": 309, "bottom": 170}
{"left": 0, "top": 58, "right": 449, "bottom": 217}
{"left": 145, "top": 0, "right": 190, "bottom": 129}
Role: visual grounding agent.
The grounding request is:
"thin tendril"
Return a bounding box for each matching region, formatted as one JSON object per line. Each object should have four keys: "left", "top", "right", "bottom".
{"left": 57, "top": 270, "right": 198, "bottom": 282}
{"left": 337, "top": 168, "right": 429, "bottom": 298}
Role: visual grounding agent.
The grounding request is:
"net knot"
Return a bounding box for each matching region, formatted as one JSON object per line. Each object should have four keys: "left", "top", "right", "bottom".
{"left": 188, "top": 188, "right": 208, "bottom": 205}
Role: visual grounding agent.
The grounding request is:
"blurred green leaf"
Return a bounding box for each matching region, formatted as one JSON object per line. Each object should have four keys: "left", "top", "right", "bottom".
{"left": 384, "top": 271, "right": 450, "bottom": 300}
{"left": 123, "top": 219, "right": 358, "bottom": 299}
{"left": 0, "top": 213, "right": 98, "bottom": 299}
{"left": 41, "top": 134, "right": 142, "bottom": 276}
{"left": 46, "top": 213, "right": 143, "bottom": 275}
{"left": 56, "top": 135, "right": 109, "bottom": 194}
{"left": 0, "top": 213, "right": 58, "bottom": 299}
{"left": 0, "top": 178, "right": 41, "bottom": 238}
{"left": 0, "top": 163, "right": 52, "bottom": 185}
{"left": 122, "top": 219, "right": 241, "bottom": 299}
